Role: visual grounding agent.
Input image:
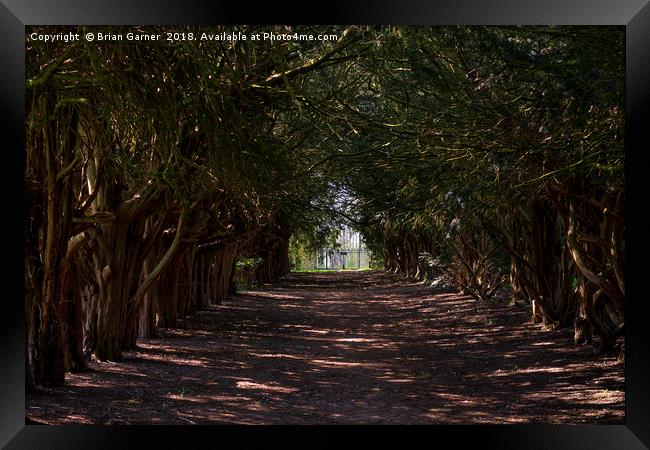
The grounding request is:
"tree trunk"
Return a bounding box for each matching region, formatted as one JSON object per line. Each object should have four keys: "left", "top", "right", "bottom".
{"left": 158, "top": 248, "right": 185, "bottom": 327}
{"left": 59, "top": 233, "right": 88, "bottom": 372}
{"left": 26, "top": 94, "right": 79, "bottom": 386}
{"left": 92, "top": 217, "right": 131, "bottom": 361}
{"left": 138, "top": 245, "right": 158, "bottom": 338}
{"left": 210, "top": 242, "right": 238, "bottom": 305}
{"left": 177, "top": 246, "right": 197, "bottom": 319}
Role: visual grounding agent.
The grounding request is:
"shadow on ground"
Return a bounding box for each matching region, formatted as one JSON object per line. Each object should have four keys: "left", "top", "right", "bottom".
{"left": 26, "top": 270, "right": 624, "bottom": 424}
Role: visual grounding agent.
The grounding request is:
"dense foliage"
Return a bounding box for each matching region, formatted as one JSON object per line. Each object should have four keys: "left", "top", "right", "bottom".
{"left": 25, "top": 25, "right": 624, "bottom": 390}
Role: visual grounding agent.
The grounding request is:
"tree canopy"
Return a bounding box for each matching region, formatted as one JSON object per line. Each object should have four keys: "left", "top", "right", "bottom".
{"left": 25, "top": 25, "right": 624, "bottom": 389}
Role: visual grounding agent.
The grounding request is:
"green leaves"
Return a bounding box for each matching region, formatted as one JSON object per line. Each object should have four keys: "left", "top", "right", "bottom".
{"left": 26, "top": 25, "right": 623, "bottom": 261}
{"left": 315, "top": 26, "right": 623, "bottom": 268}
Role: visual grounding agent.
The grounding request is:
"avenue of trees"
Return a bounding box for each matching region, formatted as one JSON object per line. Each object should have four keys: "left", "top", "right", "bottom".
{"left": 25, "top": 25, "right": 624, "bottom": 389}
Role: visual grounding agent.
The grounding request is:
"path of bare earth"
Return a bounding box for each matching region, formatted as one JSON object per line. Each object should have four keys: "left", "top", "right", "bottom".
{"left": 26, "top": 270, "right": 624, "bottom": 424}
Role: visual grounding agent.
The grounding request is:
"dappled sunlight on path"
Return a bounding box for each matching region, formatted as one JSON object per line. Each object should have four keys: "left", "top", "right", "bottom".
{"left": 26, "top": 270, "right": 624, "bottom": 424}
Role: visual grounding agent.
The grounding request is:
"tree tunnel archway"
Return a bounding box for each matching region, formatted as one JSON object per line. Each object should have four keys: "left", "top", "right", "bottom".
{"left": 25, "top": 25, "right": 624, "bottom": 392}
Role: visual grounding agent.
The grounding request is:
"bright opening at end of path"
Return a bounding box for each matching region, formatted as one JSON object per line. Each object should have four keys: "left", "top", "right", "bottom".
{"left": 290, "top": 188, "right": 375, "bottom": 271}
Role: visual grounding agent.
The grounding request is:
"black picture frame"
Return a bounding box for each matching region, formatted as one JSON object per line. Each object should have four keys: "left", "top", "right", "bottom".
{"left": 2, "top": 1, "right": 649, "bottom": 448}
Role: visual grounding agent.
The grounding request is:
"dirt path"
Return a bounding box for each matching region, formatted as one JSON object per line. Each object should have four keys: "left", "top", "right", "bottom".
{"left": 26, "top": 270, "right": 624, "bottom": 424}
